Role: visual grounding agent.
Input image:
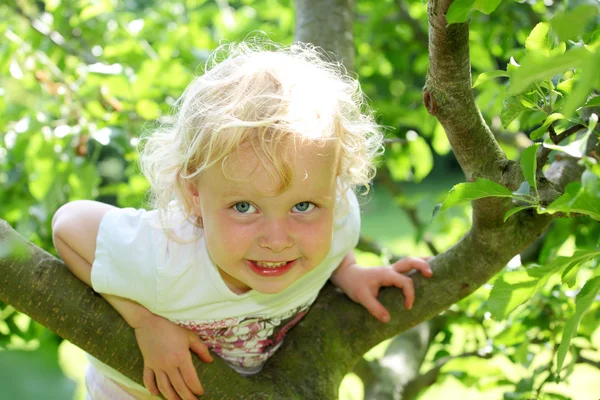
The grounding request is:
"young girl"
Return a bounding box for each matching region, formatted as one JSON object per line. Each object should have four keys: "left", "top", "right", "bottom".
{"left": 52, "top": 40, "right": 432, "bottom": 400}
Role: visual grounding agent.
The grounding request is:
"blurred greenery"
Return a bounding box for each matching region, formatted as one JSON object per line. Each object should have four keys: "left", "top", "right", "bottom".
{"left": 1, "top": 0, "right": 599, "bottom": 399}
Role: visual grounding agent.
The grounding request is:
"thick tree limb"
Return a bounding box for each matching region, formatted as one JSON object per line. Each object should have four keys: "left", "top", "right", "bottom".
{"left": 424, "top": 0, "right": 506, "bottom": 183}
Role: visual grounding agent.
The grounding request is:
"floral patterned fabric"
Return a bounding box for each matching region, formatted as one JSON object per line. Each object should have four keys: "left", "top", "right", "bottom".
{"left": 177, "top": 300, "right": 313, "bottom": 374}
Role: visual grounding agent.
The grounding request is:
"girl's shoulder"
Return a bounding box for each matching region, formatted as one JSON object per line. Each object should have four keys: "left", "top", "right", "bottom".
{"left": 98, "top": 201, "right": 202, "bottom": 245}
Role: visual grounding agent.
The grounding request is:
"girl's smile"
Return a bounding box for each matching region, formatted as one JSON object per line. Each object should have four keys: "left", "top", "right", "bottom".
{"left": 247, "top": 259, "right": 297, "bottom": 277}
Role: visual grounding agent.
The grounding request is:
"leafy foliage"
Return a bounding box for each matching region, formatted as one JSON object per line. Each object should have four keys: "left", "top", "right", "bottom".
{"left": 1, "top": 0, "right": 599, "bottom": 399}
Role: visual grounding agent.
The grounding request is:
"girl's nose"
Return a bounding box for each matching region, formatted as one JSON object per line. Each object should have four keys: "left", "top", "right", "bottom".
{"left": 259, "top": 219, "right": 293, "bottom": 252}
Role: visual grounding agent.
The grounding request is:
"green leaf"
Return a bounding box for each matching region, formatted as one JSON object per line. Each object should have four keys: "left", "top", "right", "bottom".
{"left": 385, "top": 142, "right": 412, "bottom": 181}
{"left": 545, "top": 183, "right": 600, "bottom": 220}
{"left": 556, "top": 78, "right": 575, "bottom": 95}
{"left": 501, "top": 97, "right": 531, "bottom": 128}
{"left": 561, "top": 258, "right": 583, "bottom": 288}
{"left": 582, "top": 169, "right": 600, "bottom": 197}
{"left": 556, "top": 276, "right": 600, "bottom": 372}
{"left": 24, "top": 132, "right": 57, "bottom": 202}
{"left": 504, "top": 205, "right": 536, "bottom": 222}
{"left": 530, "top": 113, "right": 564, "bottom": 140}
{"left": 508, "top": 47, "right": 591, "bottom": 95}
{"left": 581, "top": 96, "right": 600, "bottom": 109}
{"left": 520, "top": 143, "right": 540, "bottom": 193}
{"left": 489, "top": 270, "right": 543, "bottom": 319}
{"left": 550, "top": 41, "right": 567, "bottom": 57}
{"left": 513, "top": 337, "right": 532, "bottom": 365}
{"left": 440, "top": 179, "right": 513, "bottom": 212}
{"left": 561, "top": 49, "right": 600, "bottom": 118}
{"left": 68, "top": 163, "right": 101, "bottom": 200}
{"left": 489, "top": 251, "right": 599, "bottom": 319}
{"left": 525, "top": 23, "right": 550, "bottom": 56}
{"left": 408, "top": 134, "right": 433, "bottom": 182}
{"left": 446, "top": 0, "right": 502, "bottom": 23}
{"left": 446, "top": 0, "right": 477, "bottom": 24}
{"left": 473, "top": 70, "right": 509, "bottom": 88}
{"left": 519, "top": 96, "right": 538, "bottom": 109}
{"left": 529, "top": 251, "right": 600, "bottom": 279}
{"left": 474, "top": 0, "right": 502, "bottom": 14}
{"left": 550, "top": 5, "right": 600, "bottom": 42}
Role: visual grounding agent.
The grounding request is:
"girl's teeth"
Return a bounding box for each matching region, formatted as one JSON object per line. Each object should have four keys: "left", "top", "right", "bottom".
{"left": 254, "top": 261, "right": 288, "bottom": 268}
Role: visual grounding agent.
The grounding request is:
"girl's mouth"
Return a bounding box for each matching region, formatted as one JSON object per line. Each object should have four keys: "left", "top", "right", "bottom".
{"left": 247, "top": 260, "right": 296, "bottom": 277}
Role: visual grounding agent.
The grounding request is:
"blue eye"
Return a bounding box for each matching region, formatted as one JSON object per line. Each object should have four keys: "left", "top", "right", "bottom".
{"left": 233, "top": 202, "right": 257, "bottom": 214}
{"left": 293, "top": 202, "right": 315, "bottom": 213}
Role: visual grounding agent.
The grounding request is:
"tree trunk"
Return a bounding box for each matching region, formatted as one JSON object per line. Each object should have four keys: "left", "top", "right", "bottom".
{"left": 0, "top": 0, "right": 584, "bottom": 398}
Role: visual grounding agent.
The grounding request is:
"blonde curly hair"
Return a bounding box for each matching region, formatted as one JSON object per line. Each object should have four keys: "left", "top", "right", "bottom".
{"left": 138, "top": 39, "right": 384, "bottom": 229}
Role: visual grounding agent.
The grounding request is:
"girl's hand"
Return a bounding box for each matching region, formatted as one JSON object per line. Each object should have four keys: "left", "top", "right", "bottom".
{"left": 334, "top": 257, "right": 433, "bottom": 323}
{"left": 133, "top": 314, "right": 214, "bottom": 400}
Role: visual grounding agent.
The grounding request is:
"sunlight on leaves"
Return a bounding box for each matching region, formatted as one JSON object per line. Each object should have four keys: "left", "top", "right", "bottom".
{"left": 439, "top": 179, "right": 514, "bottom": 213}
{"left": 520, "top": 143, "right": 540, "bottom": 195}
{"left": 556, "top": 276, "right": 600, "bottom": 372}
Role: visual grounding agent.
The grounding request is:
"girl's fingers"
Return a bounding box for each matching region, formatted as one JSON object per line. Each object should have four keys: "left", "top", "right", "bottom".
{"left": 168, "top": 369, "right": 197, "bottom": 400}
{"left": 180, "top": 359, "right": 204, "bottom": 396}
{"left": 389, "top": 273, "right": 415, "bottom": 309}
{"left": 393, "top": 257, "right": 433, "bottom": 277}
{"left": 143, "top": 366, "right": 159, "bottom": 396}
{"left": 189, "top": 335, "right": 214, "bottom": 363}
{"left": 357, "top": 290, "right": 390, "bottom": 323}
{"left": 156, "top": 370, "right": 181, "bottom": 400}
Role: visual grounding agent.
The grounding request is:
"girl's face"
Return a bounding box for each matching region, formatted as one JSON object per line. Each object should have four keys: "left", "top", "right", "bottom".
{"left": 190, "top": 141, "right": 338, "bottom": 295}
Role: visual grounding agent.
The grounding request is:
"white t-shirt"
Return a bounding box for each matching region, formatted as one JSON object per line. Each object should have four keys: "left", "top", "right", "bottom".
{"left": 88, "top": 189, "right": 360, "bottom": 393}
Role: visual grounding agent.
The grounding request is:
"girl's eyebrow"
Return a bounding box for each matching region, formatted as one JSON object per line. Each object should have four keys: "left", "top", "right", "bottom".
{"left": 221, "top": 190, "right": 333, "bottom": 202}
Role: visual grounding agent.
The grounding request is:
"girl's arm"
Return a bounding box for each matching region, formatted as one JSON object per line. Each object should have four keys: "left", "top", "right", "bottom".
{"left": 52, "top": 200, "right": 212, "bottom": 400}
{"left": 330, "top": 250, "right": 433, "bottom": 323}
{"left": 52, "top": 201, "right": 154, "bottom": 327}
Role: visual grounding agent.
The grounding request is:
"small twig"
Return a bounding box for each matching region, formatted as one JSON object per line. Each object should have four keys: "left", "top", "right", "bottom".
{"left": 356, "top": 235, "right": 402, "bottom": 263}
{"left": 548, "top": 124, "right": 585, "bottom": 145}
{"left": 537, "top": 124, "right": 588, "bottom": 175}
{"left": 536, "top": 145, "right": 551, "bottom": 175}
{"left": 576, "top": 354, "right": 600, "bottom": 369}
{"left": 534, "top": 367, "right": 556, "bottom": 397}
{"left": 401, "top": 349, "right": 492, "bottom": 399}
{"left": 384, "top": 137, "right": 408, "bottom": 145}
{"left": 492, "top": 129, "right": 532, "bottom": 150}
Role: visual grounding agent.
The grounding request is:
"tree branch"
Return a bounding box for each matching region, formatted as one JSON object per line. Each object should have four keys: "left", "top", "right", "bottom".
{"left": 549, "top": 124, "right": 586, "bottom": 145}
{"left": 294, "top": 0, "right": 354, "bottom": 71}
{"left": 424, "top": 0, "right": 506, "bottom": 184}
{"left": 402, "top": 348, "right": 493, "bottom": 399}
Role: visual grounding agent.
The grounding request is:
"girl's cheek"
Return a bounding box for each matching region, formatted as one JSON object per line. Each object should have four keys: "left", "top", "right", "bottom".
{"left": 220, "top": 221, "right": 255, "bottom": 242}
{"left": 299, "top": 218, "right": 333, "bottom": 253}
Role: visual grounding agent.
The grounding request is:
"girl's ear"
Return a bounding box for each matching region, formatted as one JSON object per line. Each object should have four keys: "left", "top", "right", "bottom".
{"left": 184, "top": 180, "right": 202, "bottom": 218}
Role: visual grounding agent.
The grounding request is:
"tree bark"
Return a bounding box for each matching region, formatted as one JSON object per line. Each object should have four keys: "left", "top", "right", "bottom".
{"left": 295, "top": 0, "right": 354, "bottom": 71}
{"left": 0, "top": 0, "right": 586, "bottom": 399}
